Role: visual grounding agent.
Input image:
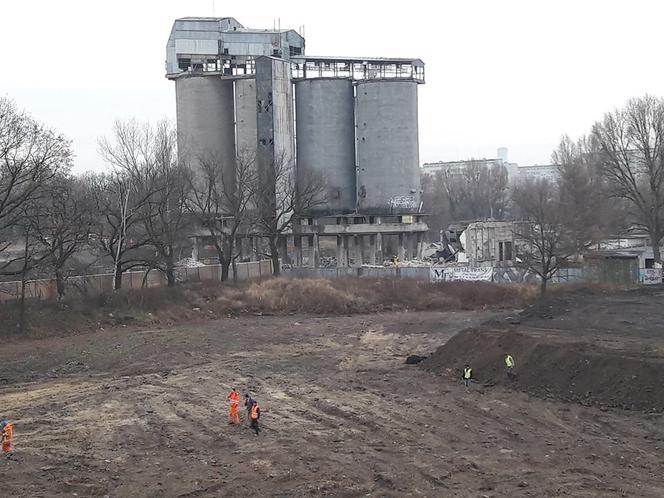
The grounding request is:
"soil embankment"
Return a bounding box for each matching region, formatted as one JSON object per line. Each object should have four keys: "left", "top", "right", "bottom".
{"left": 424, "top": 328, "right": 664, "bottom": 411}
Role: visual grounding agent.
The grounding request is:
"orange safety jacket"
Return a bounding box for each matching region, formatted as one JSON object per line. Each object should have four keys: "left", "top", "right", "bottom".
{"left": 251, "top": 404, "right": 260, "bottom": 420}
{"left": 228, "top": 391, "right": 240, "bottom": 406}
{"left": 2, "top": 422, "right": 13, "bottom": 443}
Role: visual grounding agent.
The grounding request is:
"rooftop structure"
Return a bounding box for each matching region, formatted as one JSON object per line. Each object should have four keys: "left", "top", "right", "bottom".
{"left": 291, "top": 56, "right": 425, "bottom": 82}
{"left": 166, "top": 17, "right": 305, "bottom": 78}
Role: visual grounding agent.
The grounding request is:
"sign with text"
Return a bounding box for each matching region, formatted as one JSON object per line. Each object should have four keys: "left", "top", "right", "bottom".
{"left": 430, "top": 267, "right": 493, "bottom": 282}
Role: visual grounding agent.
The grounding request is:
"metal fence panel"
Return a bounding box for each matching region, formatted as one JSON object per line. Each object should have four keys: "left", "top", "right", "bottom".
{"left": 0, "top": 260, "right": 274, "bottom": 302}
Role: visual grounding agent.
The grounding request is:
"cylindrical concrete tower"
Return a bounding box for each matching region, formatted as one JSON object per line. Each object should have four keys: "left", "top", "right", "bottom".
{"left": 235, "top": 78, "right": 257, "bottom": 162}
{"left": 175, "top": 75, "right": 236, "bottom": 186}
{"left": 295, "top": 78, "right": 356, "bottom": 214}
{"left": 355, "top": 80, "right": 420, "bottom": 214}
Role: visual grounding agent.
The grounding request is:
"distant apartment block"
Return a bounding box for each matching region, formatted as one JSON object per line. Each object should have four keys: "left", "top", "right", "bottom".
{"left": 515, "top": 163, "right": 558, "bottom": 181}
{"left": 421, "top": 148, "right": 558, "bottom": 183}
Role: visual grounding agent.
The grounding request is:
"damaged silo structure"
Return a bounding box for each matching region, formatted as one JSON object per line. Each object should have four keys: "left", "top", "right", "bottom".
{"left": 166, "top": 16, "right": 429, "bottom": 268}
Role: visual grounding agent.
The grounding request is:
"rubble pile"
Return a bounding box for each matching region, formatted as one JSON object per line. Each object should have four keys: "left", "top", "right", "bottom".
{"left": 176, "top": 258, "right": 206, "bottom": 268}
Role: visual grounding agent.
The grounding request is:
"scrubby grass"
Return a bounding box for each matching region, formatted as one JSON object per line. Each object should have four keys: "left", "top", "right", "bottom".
{"left": 0, "top": 277, "right": 556, "bottom": 339}
{"left": 335, "top": 278, "right": 537, "bottom": 311}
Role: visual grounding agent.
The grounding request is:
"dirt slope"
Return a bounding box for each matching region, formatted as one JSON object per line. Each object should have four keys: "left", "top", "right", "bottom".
{"left": 423, "top": 327, "right": 664, "bottom": 411}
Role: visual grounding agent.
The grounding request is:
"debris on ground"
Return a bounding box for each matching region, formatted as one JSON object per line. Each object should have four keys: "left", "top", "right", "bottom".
{"left": 404, "top": 354, "right": 428, "bottom": 364}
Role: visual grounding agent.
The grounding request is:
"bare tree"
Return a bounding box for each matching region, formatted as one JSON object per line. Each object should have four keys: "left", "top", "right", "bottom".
{"left": 511, "top": 178, "right": 577, "bottom": 293}
{"left": 553, "top": 135, "right": 608, "bottom": 251}
{"left": 254, "top": 152, "right": 326, "bottom": 276}
{"left": 424, "top": 160, "right": 509, "bottom": 232}
{"left": 466, "top": 161, "right": 510, "bottom": 219}
{"left": 421, "top": 171, "right": 453, "bottom": 238}
{"left": 0, "top": 98, "right": 72, "bottom": 271}
{"left": 29, "top": 175, "right": 94, "bottom": 299}
{"left": 16, "top": 219, "right": 40, "bottom": 333}
{"left": 137, "top": 158, "right": 190, "bottom": 287}
{"left": 185, "top": 152, "right": 256, "bottom": 281}
{"left": 99, "top": 119, "right": 189, "bottom": 287}
{"left": 591, "top": 95, "right": 664, "bottom": 266}
{"left": 87, "top": 172, "right": 152, "bottom": 290}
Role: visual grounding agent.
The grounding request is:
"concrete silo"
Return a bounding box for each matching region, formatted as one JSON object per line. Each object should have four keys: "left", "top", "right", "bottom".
{"left": 355, "top": 80, "right": 420, "bottom": 214}
{"left": 175, "top": 76, "right": 236, "bottom": 184}
{"left": 234, "top": 78, "right": 258, "bottom": 163}
{"left": 295, "top": 78, "right": 356, "bottom": 214}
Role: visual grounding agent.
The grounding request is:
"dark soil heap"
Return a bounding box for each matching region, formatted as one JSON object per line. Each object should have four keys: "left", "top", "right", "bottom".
{"left": 422, "top": 328, "right": 664, "bottom": 412}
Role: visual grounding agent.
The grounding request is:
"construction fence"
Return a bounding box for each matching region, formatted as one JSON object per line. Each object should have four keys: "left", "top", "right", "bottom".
{"left": 286, "top": 264, "right": 648, "bottom": 285}
{"left": 0, "top": 260, "right": 273, "bottom": 303}
{"left": 285, "top": 266, "right": 580, "bottom": 283}
{"left": 285, "top": 266, "right": 432, "bottom": 281}
{"left": 1, "top": 259, "right": 654, "bottom": 303}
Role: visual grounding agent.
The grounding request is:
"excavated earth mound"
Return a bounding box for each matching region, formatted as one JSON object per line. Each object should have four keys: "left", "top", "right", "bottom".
{"left": 422, "top": 327, "right": 664, "bottom": 412}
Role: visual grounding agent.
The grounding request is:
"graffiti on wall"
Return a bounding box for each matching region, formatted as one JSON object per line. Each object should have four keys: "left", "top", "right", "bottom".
{"left": 493, "top": 267, "right": 539, "bottom": 283}
{"left": 640, "top": 268, "right": 662, "bottom": 285}
{"left": 389, "top": 195, "right": 417, "bottom": 210}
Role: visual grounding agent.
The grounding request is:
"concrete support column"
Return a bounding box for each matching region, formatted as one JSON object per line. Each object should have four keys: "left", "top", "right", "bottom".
{"left": 416, "top": 232, "right": 424, "bottom": 260}
{"left": 236, "top": 237, "right": 244, "bottom": 260}
{"left": 360, "top": 235, "right": 369, "bottom": 266}
{"left": 343, "top": 235, "right": 350, "bottom": 267}
{"left": 374, "top": 217, "right": 383, "bottom": 264}
{"left": 406, "top": 233, "right": 416, "bottom": 260}
{"left": 375, "top": 233, "right": 383, "bottom": 264}
{"left": 310, "top": 234, "right": 320, "bottom": 268}
{"left": 251, "top": 236, "right": 259, "bottom": 262}
{"left": 398, "top": 233, "right": 406, "bottom": 262}
{"left": 279, "top": 235, "right": 289, "bottom": 265}
{"left": 294, "top": 235, "right": 303, "bottom": 267}
{"left": 336, "top": 235, "right": 349, "bottom": 268}
{"left": 353, "top": 235, "right": 363, "bottom": 267}
{"left": 368, "top": 235, "right": 377, "bottom": 266}
{"left": 288, "top": 235, "right": 295, "bottom": 265}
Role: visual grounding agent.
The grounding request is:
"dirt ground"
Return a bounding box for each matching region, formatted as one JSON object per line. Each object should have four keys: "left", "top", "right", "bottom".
{"left": 1, "top": 289, "right": 664, "bottom": 497}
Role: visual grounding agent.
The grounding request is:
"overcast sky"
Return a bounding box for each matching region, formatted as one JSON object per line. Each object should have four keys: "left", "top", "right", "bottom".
{"left": 2, "top": 0, "right": 663, "bottom": 173}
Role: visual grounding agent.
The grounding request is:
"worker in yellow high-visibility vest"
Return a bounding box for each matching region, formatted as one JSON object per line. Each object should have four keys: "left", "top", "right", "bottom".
{"left": 463, "top": 364, "right": 473, "bottom": 387}
{"left": 504, "top": 354, "right": 515, "bottom": 380}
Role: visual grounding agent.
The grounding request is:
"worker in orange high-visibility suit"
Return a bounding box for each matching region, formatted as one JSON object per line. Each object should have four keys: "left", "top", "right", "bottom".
{"left": 1, "top": 420, "right": 13, "bottom": 459}
{"left": 227, "top": 388, "right": 241, "bottom": 425}
{"left": 250, "top": 402, "right": 261, "bottom": 435}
